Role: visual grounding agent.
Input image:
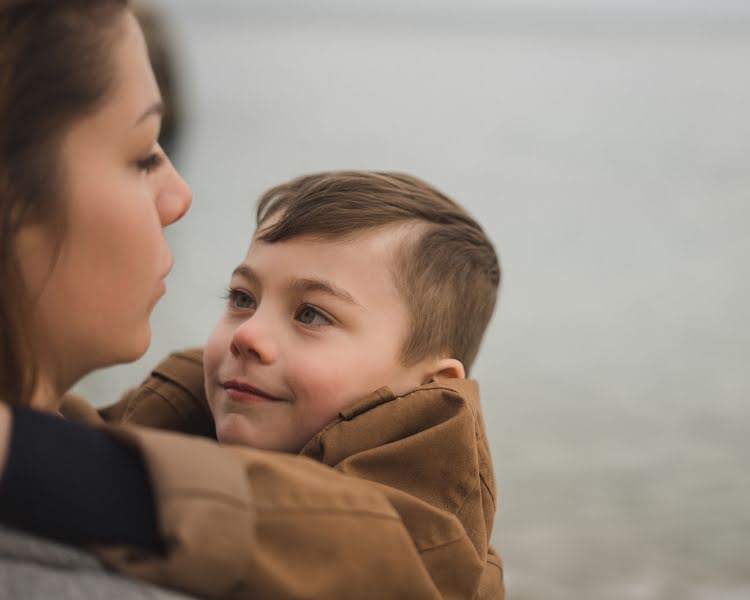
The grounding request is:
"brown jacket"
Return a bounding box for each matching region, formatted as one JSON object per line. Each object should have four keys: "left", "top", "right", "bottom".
{"left": 62, "top": 349, "right": 504, "bottom": 600}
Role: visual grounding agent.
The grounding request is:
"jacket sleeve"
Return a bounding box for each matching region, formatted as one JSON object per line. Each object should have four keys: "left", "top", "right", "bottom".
{"left": 94, "top": 426, "right": 445, "bottom": 600}
{"left": 97, "top": 348, "right": 215, "bottom": 438}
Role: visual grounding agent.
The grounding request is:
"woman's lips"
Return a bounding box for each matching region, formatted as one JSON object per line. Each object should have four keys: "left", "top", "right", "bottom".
{"left": 150, "top": 279, "right": 167, "bottom": 307}
{"left": 222, "top": 380, "right": 284, "bottom": 403}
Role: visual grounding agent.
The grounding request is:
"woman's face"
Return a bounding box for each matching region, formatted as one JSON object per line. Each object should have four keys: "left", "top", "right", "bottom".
{"left": 16, "top": 12, "right": 192, "bottom": 400}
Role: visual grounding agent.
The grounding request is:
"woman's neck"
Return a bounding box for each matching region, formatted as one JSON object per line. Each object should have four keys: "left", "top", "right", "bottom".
{"left": 29, "top": 374, "right": 63, "bottom": 413}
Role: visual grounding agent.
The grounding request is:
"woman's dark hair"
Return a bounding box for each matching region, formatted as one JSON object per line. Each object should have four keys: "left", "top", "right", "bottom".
{"left": 0, "top": 0, "right": 130, "bottom": 405}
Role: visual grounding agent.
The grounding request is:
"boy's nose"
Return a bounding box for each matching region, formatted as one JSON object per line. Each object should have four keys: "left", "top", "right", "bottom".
{"left": 229, "top": 317, "right": 277, "bottom": 365}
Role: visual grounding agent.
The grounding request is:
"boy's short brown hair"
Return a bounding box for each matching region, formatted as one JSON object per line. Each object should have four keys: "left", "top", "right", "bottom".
{"left": 255, "top": 171, "right": 500, "bottom": 373}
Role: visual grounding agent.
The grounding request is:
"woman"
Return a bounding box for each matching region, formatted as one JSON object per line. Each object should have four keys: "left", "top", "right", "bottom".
{"left": 0, "top": 0, "right": 190, "bottom": 411}
{"left": 0, "top": 0, "right": 193, "bottom": 595}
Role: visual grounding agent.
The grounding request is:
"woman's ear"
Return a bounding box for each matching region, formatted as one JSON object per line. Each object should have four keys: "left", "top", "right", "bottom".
{"left": 427, "top": 358, "right": 465, "bottom": 382}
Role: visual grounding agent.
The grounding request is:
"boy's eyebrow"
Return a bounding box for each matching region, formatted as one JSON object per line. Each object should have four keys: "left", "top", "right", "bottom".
{"left": 289, "top": 278, "right": 363, "bottom": 307}
{"left": 231, "top": 264, "right": 260, "bottom": 286}
{"left": 230, "top": 265, "right": 362, "bottom": 307}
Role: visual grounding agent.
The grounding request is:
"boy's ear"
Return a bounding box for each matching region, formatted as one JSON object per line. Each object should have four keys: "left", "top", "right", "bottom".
{"left": 428, "top": 358, "right": 465, "bottom": 382}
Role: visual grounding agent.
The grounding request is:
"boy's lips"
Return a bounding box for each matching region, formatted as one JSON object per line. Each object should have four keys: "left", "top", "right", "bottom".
{"left": 222, "top": 380, "right": 285, "bottom": 403}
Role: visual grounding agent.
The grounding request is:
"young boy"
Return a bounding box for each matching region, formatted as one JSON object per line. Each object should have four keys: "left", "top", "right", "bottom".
{"left": 68, "top": 171, "right": 503, "bottom": 599}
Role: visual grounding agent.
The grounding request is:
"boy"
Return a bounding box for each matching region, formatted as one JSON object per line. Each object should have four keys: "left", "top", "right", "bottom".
{"left": 68, "top": 171, "right": 503, "bottom": 599}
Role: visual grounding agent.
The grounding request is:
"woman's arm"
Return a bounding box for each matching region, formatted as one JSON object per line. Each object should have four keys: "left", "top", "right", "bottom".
{"left": 0, "top": 404, "right": 162, "bottom": 551}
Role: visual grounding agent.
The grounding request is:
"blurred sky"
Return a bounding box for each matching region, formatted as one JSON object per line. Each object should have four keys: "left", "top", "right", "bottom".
{"left": 76, "top": 2, "right": 750, "bottom": 598}
{"left": 155, "top": 0, "right": 750, "bottom": 27}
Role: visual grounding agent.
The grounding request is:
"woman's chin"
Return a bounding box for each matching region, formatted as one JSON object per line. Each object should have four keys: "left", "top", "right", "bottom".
{"left": 129, "top": 326, "right": 152, "bottom": 361}
{"left": 110, "top": 323, "right": 152, "bottom": 366}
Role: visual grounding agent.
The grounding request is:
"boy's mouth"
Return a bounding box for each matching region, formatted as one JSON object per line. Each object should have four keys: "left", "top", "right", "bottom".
{"left": 222, "top": 380, "right": 285, "bottom": 403}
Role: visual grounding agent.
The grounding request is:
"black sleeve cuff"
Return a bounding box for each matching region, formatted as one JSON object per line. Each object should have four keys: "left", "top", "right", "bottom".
{"left": 0, "top": 404, "right": 163, "bottom": 552}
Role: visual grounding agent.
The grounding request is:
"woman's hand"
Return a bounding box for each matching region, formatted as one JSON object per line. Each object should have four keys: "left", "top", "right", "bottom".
{"left": 0, "top": 402, "right": 12, "bottom": 480}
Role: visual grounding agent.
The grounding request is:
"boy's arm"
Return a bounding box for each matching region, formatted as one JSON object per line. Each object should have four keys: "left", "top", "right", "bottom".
{"left": 87, "top": 348, "right": 215, "bottom": 438}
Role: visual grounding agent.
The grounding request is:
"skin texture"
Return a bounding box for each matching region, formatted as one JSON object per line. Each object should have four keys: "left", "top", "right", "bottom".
{"left": 13, "top": 12, "right": 192, "bottom": 410}
{"left": 204, "top": 228, "right": 464, "bottom": 453}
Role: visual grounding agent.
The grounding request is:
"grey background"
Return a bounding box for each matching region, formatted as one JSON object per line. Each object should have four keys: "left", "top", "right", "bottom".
{"left": 75, "top": 1, "right": 750, "bottom": 598}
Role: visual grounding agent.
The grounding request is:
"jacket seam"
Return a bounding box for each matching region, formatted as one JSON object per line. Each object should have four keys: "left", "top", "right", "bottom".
{"left": 479, "top": 473, "right": 496, "bottom": 510}
{"left": 453, "top": 477, "right": 479, "bottom": 521}
{"left": 462, "top": 392, "right": 497, "bottom": 508}
{"left": 453, "top": 472, "right": 496, "bottom": 530}
{"left": 255, "top": 506, "right": 402, "bottom": 520}
{"left": 161, "top": 489, "right": 249, "bottom": 509}
{"left": 148, "top": 372, "right": 203, "bottom": 404}
{"left": 170, "top": 351, "right": 203, "bottom": 367}
{"left": 470, "top": 557, "right": 503, "bottom": 600}
{"left": 487, "top": 553, "right": 502, "bottom": 568}
{"left": 316, "top": 384, "right": 473, "bottom": 451}
{"left": 133, "top": 381, "right": 202, "bottom": 426}
{"left": 395, "top": 384, "right": 467, "bottom": 402}
{"left": 162, "top": 489, "right": 402, "bottom": 521}
{"left": 417, "top": 532, "right": 470, "bottom": 554}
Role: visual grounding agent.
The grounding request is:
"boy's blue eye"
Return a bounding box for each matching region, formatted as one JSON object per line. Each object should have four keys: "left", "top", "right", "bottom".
{"left": 225, "top": 288, "right": 256, "bottom": 310}
{"left": 295, "top": 305, "right": 331, "bottom": 326}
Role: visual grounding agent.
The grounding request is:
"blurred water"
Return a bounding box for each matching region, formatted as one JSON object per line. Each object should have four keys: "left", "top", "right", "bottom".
{"left": 75, "top": 3, "right": 750, "bottom": 598}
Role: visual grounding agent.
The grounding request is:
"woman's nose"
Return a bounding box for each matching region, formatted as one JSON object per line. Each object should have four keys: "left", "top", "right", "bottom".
{"left": 229, "top": 315, "right": 277, "bottom": 365}
{"left": 156, "top": 158, "right": 192, "bottom": 228}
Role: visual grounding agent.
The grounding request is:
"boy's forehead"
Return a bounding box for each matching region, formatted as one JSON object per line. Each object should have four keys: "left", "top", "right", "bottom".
{"left": 249, "top": 224, "right": 416, "bottom": 258}
{"left": 238, "top": 226, "right": 416, "bottom": 296}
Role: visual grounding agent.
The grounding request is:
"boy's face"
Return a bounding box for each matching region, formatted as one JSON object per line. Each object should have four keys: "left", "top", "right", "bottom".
{"left": 204, "top": 228, "right": 433, "bottom": 452}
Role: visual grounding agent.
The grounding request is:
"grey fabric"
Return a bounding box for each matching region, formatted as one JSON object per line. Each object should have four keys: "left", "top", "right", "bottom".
{"left": 0, "top": 526, "right": 198, "bottom": 600}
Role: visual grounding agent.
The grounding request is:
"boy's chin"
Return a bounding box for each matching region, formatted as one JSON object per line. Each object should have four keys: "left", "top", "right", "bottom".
{"left": 214, "top": 412, "right": 288, "bottom": 451}
{"left": 215, "top": 412, "right": 255, "bottom": 446}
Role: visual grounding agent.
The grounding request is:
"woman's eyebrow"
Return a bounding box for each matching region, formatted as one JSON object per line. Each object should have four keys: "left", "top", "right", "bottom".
{"left": 133, "top": 100, "right": 164, "bottom": 127}
{"left": 289, "top": 278, "right": 362, "bottom": 307}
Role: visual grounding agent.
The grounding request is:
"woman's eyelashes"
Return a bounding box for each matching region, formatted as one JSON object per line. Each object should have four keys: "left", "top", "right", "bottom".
{"left": 135, "top": 149, "right": 164, "bottom": 173}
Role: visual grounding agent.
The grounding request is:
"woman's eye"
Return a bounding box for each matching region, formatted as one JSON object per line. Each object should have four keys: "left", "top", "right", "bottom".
{"left": 295, "top": 305, "right": 331, "bottom": 326}
{"left": 225, "top": 288, "right": 256, "bottom": 310}
{"left": 136, "top": 152, "right": 164, "bottom": 173}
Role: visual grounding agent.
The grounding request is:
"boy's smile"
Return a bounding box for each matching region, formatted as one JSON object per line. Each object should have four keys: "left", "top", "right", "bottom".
{"left": 204, "top": 227, "right": 451, "bottom": 453}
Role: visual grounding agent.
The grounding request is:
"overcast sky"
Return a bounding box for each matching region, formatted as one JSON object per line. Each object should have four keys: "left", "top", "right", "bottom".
{"left": 156, "top": 0, "right": 750, "bottom": 17}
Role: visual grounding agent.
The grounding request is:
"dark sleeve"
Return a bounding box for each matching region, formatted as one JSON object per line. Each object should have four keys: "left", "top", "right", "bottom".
{"left": 0, "top": 404, "right": 163, "bottom": 552}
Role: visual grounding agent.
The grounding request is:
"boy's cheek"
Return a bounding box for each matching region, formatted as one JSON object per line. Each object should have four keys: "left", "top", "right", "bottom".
{"left": 288, "top": 362, "right": 360, "bottom": 419}
{"left": 205, "top": 320, "right": 230, "bottom": 362}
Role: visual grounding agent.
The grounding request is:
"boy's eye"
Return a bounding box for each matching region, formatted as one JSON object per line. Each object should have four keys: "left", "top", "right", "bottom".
{"left": 226, "top": 288, "right": 256, "bottom": 310}
{"left": 295, "top": 304, "right": 331, "bottom": 326}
